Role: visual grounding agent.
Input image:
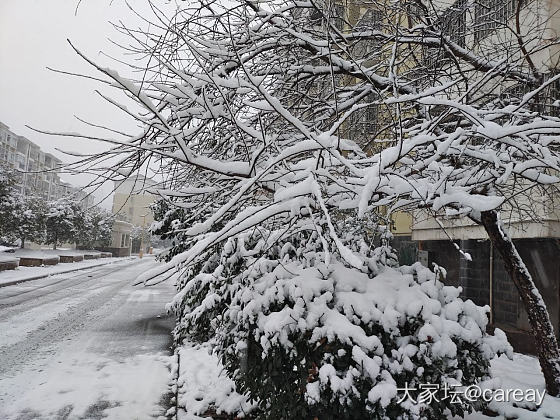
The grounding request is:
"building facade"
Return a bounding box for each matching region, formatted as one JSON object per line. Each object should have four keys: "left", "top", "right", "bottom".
{"left": 112, "top": 175, "right": 156, "bottom": 227}
{"left": 0, "top": 121, "right": 93, "bottom": 207}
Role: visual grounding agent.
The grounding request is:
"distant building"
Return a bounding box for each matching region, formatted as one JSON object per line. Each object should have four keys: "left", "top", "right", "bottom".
{"left": 0, "top": 121, "right": 93, "bottom": 207}
{"left": 106, "top": 220, "right": 133, "bottom": 257}
{"left": 112, "top": 175, "right": 156, "bottom": 227}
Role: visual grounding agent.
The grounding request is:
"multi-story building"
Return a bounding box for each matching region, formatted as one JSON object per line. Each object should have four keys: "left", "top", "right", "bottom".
{"left": 0, "top": 121, "right": 93, "bottom": 207}
{"left": 111, "top": 175, "right": 156, "bottom": 255}
{"left": 112, "top": 175, "right": 156, "bottom": 227}
{"left": 304, "top": 1, "right": 417, "bottom": 262}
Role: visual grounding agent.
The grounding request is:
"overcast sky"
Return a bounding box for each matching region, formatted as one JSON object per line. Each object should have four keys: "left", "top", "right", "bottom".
{"left": 0, "top": 0, "right": 178, "bottom": 207}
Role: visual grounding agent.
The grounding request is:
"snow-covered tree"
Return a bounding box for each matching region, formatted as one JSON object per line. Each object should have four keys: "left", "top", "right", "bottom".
{"left": 130, "top": 224, "right": 148, "bottom": 245}
{"left": 0, "top": 164, "right": 17, "bottom": 198}
{"left": 78, "top": 206, "right": 114, "bottom": 249}
{"left": 13, "top": 196, "right": 47, "bottom": 248}
{"left": 45, "top": 199, "right": 81, "bottom": 249}
{"left": 57, "top": 0, "right": 560, "bottom": 413}
{"left": 0, "top": 164, "right": 20, "bottom": 244}
{"left": 0, "top": 166, "right": 47, "bottom": 247}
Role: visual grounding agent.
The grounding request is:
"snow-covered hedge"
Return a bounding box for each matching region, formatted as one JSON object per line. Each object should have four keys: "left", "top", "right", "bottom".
{"left": 167, "top": 227, "right": 511, "bottom": 419}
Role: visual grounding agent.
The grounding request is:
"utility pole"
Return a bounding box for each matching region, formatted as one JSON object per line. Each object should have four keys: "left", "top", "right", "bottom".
{"left": 139, "top": 213, "right": 147, "bottom": 258}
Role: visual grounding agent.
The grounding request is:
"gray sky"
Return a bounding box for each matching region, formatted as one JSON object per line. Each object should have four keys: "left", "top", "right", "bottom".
{"left": 0, "top": 0, "right": 177, "bottom": 207}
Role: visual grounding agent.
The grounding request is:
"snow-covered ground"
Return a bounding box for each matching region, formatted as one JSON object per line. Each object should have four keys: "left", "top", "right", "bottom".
{"left": 40, "top": 249, "right": 96, "bottom": 256}
{"left": 12, "top": 249, "right": 61, "bottom": 258}
{"left": 0, "top": 257, "right": 176, "bottom": 420}
{"left": 173, "top": 344, "right": 560, "bottom": 420}
{"left": 174, "top": 343, "right": 254, "bottom": 420}
{"left": 462, "top": 353, "right": 560, "bottom": 419}
{"left": 0, "top": 254, "right": 17, "bottom": 263}
{"left": 0, "top": 256, "right": 133, "bottom": 286}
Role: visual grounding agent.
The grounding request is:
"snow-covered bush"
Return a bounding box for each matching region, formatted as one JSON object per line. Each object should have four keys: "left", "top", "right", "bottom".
{"left": 169, "top": 228, "right": 320, "bottom": 343}
{"left": 164, "top": 218, "right": 511, "bottom": 420}
{"left": 212, "top": 261, "right": 511, "bottom": 420}
{"left": 168, "top": 214, "right": 393, "bottom": 343}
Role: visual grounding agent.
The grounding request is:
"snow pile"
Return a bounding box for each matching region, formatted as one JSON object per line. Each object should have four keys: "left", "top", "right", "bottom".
{"left": 0, "top": 254, "right": 18, "bottom": 263}
{"left": 0, "top": 257, "right": 133, "bottom": 286}
{"left": 461, "top": 353, "right": 560, "bottom": 420}
{"left": 13, "top": 249, "right": 61, "bottom": 258}
{"left": 174, "top": 343, "right": 255, "bottom": 419}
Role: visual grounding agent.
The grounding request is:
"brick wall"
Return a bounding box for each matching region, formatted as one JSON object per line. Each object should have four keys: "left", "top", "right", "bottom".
{"left": 491, "top": 250, "right": 519, "bottom": 328}
{"left": 418, "top": 240, "right": 460, "bottom": 287}
{"left": 458, "top": 239, "right": 490, "bottom": 307}
{"left": 417, "top": 238, "right": 560, "bottom": 342}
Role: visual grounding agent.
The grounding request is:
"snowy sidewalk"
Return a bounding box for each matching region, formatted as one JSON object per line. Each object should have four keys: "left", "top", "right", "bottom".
{"left": 0, "top": 256, "right": 136, "bottom": 287}
{"left": 462, "top": 353, "right": 560, "bottom": 419}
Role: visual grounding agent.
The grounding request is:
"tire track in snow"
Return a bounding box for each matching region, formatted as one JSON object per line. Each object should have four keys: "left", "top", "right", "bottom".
{"left": 0, "top": 260, "right": 156, "bottom": 379}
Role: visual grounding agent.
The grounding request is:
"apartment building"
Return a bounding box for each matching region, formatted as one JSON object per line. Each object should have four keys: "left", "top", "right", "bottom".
{"left": 112, "top": 175, "right": 156, "bottom": 227}
{"left": 0, "top": 121, "right": 94, "bottom": 207}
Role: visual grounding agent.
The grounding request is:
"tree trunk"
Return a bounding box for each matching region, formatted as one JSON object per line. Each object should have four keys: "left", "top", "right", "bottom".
{"left": 481, "top": 210, "right": 560, "bottom": 396}
{"left": 20, "top": 237, "right": 25, "bottom": 249}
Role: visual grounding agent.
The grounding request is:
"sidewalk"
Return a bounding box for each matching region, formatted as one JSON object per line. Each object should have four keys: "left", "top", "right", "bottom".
{"left": 0, "top": 256, "right": 137, "bottom": 288}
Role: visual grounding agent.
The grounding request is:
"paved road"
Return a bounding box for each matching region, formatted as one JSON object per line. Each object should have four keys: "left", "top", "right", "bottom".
{"left": 0, "top": 257, "right": 176, "bottom": 420}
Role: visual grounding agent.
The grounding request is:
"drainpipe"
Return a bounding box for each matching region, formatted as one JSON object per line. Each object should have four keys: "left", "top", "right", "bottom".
{"left": 489, "top": 241, "right": 494, "bottom": 325}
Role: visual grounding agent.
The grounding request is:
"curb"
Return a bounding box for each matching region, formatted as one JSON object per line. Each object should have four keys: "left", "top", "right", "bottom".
{"left": 0, "top": 256, "right": 137, "bottom": 288}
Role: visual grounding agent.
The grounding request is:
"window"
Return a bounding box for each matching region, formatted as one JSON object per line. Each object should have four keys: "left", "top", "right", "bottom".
{"left": 421, "top": 0, "right": 467, "bottom": 73}
{"left": 442, "top": 0, "right": 467, "bottom": 47}
{"left": 352, "top": 8, "right": 383, "bottom": 59}
{"left": 348, "top": 94, "right": 380, "bottom": 148}
{"left": 356, "top": 8, "right": 382, "bottom": 31}
{"left": 474, "top": 0, "right": 524, "bottom": 42}
{"left": 309, "top": 1, "right": 345, "bottom": 30}
{"left": 17, "top": 153, "right": 26, "bottom": 170}
{"left": 406, "top": 3, "right": 424, "bottom": 22}
{"left": 310, "top": 6, "right": 323, "bottom": 23}
{"left": 499, "top": 74, "right": 560, "bottom": 117}
{"left": 332, "top": 4, "right": 345, "bottom": 30}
